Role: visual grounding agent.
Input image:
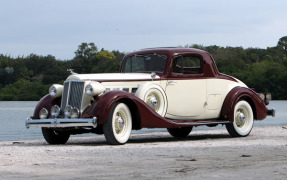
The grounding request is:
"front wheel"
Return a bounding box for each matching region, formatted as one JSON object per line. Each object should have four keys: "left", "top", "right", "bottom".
{"left": 103, "top": 103, "right": 132, "bottom": 145}
{"left": 167, "top": 127, "right": 193, "bottom": 139}
{"left": 226, "top": 100, "right": 254, "bottom": 137}
{"left": 41, "top": 128, "right": 70, "bottom": 144}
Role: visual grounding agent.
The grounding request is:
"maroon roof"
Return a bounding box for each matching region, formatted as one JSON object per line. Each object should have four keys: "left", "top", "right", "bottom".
{"left": 120, "top": 47, "right": 237, "bottom": 82}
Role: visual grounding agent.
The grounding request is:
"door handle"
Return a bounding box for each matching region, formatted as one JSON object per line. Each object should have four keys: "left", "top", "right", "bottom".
{"left": 167, "top": 81, "right": 177, "bottom": 85}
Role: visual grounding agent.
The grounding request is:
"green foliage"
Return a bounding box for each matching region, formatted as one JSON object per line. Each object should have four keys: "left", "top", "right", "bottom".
{"left": 93, "top": 50, "right": 120, "bottom": 73}
{"left": 277, "top": 36, "right": 287, "bottom": 54}
{"left": 0, "top": 79, "right": 50, "bottom": 101}
{"left": 0, "top": 37, "right": 287, "bottom": 100}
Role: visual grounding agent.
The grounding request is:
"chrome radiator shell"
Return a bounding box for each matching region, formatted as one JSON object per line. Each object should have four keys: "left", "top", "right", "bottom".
{"left": 61, "top": 80, "right": 85, "bottom": 113}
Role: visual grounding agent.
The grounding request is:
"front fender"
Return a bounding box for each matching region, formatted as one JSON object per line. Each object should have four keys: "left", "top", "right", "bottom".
{"left": 33, "top": 94, "right": 61, "bottom": 119}
{"left": 220, "top": 87, "right": 268, "bottom": 121}
{"left": 82, "top": 91, "right": 174, "bottom": 128}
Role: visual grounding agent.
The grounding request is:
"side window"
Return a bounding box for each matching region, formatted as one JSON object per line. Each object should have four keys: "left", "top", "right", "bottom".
{"left": 172, "top": 55, "right": 203, "bottom": 74}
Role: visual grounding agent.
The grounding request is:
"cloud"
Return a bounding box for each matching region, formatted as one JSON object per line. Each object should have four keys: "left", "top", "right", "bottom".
{"left": 1, "top": 0, "right": 287, "bottom": 59}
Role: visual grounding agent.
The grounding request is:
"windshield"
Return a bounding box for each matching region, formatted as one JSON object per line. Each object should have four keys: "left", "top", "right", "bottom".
{"left": 123, "top": 53, "right": 167, "bottom": 73}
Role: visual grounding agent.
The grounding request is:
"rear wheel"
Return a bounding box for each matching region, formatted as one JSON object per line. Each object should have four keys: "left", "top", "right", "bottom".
{"left": 167, "top": 127, "right": 193, "bottom": 139}
{"left": 41, "top": 128, "right": 70, "bottom": 144}
{"left": 103, "top": 103, "right": 132, "bottom": 145}
{"left": 226, "top": 100, "right": 254, "bottom": 137}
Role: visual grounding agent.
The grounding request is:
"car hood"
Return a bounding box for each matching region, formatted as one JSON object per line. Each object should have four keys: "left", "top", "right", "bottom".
{"left": 66, "top": 73, "right": 160, "bottom": 82}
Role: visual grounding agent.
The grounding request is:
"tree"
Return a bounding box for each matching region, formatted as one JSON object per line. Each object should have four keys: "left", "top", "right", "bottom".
{"left": 72, "top": 43, "right": 99, "bottom": 73}
{"left": 277, "top": 36, "right": 287, "bottom": 54}
{"left": 93, "top": 50, "right": 119, "bottom": 73}
{"left": 74, "top": 43, "right": 98, "bottom": 58}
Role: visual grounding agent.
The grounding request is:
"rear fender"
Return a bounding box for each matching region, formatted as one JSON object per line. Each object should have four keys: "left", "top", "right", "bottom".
{"left": 220, "top": 87, "right": 268, "bottom": 121}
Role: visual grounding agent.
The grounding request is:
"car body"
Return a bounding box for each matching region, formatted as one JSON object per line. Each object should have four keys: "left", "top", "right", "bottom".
{"left": 26, "top": 48, "right": 275, "bottom": 145}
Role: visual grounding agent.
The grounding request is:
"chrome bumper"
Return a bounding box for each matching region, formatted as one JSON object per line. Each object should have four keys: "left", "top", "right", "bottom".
{"left": 267, "top": 108, "right": 275, "bottom": 117}
{"left": 25, "top": 117, "right": 97, "bottom": 128}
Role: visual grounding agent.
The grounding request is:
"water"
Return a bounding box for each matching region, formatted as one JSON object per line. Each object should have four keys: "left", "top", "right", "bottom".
{"left": 0, "top": 101, "right": 286, "bottom": 142}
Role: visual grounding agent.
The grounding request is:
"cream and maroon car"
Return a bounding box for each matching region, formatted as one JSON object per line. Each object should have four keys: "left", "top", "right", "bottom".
{"left": 26, "top": 48, "right": 275, "bottom": 145}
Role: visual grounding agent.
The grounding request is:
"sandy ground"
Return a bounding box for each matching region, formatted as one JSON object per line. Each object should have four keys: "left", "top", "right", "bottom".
{"left": 1, "top": 126, "right": 287, "bottom": 180}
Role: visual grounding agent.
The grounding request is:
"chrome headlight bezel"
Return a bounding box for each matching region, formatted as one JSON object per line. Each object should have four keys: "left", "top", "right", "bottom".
{"left": 39, "top": 108, "right": 49, "bottom": 119}
{"left": 85, "top": 84, "right": 94, "bottom": 96}
{"left": 49, "top": 84, "right": 63, "bottom": 97}
{"left": 51, "top": 105, "right": 61, "bottom": 118}
{"left": 64, "top": 105, "right": 72, "bottom": 118}
{"left": 70, "top": 108, "right": 80, "bottom": 119}
{"left": 85, "top": 82, "right": 105, "bottom": 96}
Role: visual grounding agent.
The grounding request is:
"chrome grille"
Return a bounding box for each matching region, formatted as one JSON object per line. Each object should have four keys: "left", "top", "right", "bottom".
{"left": 61, "top": 80, "right": 85, "bottom": 113}
{"left": 69, "top": 81, "right": 84, "bottom": 109}
{"left": 61, "top": 81, "right": 69, "bottom": 110}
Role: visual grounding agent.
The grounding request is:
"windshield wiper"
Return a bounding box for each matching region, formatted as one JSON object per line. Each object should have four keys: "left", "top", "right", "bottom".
{"left": 153, "top": 53, "right": 167, "bottom": 59}
{"left": 134, "top": 54, "right": 151, "bottom": 61}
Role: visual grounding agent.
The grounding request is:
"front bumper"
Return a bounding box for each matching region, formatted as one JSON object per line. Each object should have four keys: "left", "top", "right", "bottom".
{"left": 25, "top": 117, "right": 97, "bottom": 128}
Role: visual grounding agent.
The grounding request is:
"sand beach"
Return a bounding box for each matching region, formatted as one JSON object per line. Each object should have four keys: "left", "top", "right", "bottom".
{"left": 1, "top": 126, "right": 287, "bottom": 179}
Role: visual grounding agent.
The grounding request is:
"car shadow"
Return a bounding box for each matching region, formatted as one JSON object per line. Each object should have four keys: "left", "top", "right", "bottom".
{"left": 128, "top": 133, "right": 232, "bottom": 144}
{"left": 12, "top": 132, "right": 232, "bottom": 147}
{"left": 64, "top": 133, "right": 232, "bottom": 146}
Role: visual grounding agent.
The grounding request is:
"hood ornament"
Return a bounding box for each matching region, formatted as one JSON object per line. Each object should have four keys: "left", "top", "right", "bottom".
{"left": 67, "top": 69, "right": 77, "bottom": 75}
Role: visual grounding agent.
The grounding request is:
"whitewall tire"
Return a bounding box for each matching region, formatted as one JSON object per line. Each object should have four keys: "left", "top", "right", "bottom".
{"left": 226, "top": 100, "right": 254, "bottom": 137}
{"left": 103, "top": 103, "right": 132, "bottom": 145}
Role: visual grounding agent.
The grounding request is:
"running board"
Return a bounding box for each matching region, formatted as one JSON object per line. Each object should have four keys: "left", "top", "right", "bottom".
{"left": 172, "top": 120, "right": 230, "bottom": 126}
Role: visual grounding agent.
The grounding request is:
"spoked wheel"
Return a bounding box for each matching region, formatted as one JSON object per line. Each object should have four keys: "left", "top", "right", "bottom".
{"left": 103, "top": 103, "right": 132, "bottom": 145}
{"left": 226, "top": 100, "right": 254, "bottom": 137}
{"left": 167, "top": 127, "right": 193, "bottom": 139}
{"left": 41, "top": 128, "right": 70, "bottom": 144}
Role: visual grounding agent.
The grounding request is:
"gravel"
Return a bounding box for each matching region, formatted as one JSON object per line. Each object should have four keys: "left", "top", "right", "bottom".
{"left": 1, "top": 126, "right": 287, "bottom": 180}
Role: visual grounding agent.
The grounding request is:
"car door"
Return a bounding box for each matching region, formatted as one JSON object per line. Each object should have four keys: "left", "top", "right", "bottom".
{"left": 165, "top": 54, "right": 207, "bottom": 119}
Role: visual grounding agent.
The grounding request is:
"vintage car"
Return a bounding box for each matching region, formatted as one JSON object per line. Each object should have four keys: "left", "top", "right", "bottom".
{"left": 26, "top": 48, "right": 275, "bottom": 145}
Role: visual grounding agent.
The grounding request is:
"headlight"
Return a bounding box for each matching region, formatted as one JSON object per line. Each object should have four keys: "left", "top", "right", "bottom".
{"left": 64, "top": 105, "right": 72, "bottom": 118}
{"left": 49, "top": 84, "right": 63, "bottom": 97}
{"left": 85, "top": 82, "right": 105, "bottom": 96}
{"left": 70, "top": 108, "right": 80, "bottom": 118}
{"left": 51, "top": 105, "right": 60, "bottom": 118}
{"left": 39, "top": 108, "right": 48, "bottom": 119}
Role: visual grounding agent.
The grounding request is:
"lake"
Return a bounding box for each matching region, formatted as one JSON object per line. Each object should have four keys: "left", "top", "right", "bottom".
{"left": 0, "top": 101, "right": 286, "bottom": 142}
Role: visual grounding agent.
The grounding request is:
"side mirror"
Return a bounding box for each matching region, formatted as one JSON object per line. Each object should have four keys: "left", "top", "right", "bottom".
{"left": 151, "top": 72, "right": 156, "bottom": 81}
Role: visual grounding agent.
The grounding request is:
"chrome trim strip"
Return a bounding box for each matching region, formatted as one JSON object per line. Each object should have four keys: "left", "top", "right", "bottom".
{"left": 172, "top": 120, "right": 230, "bottom": 126}
{"left": 25, "top": 117, "right": 97, "bottom": 128}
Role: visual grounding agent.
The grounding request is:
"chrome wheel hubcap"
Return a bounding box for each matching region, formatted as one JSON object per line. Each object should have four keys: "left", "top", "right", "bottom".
{"left": 235, "top": 109, "right": 246, "bottom": 128}
{"left": 150, "top": 97, "right": 158, "bottom": 109}
{"left": 146, "top": 93, "right": 160, "bottom": 111}
{"left": 115, "top": 112, "right": 125, "bottom": 134}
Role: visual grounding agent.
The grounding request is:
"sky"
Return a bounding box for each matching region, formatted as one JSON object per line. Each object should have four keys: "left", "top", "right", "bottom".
{"left": 1, "top": 0, "right": 287, "bottom": 60}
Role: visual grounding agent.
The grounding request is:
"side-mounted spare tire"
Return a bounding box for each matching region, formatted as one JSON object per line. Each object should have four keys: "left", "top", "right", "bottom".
{"left": 135, "top": 83, "right": 167, "bottom": 117}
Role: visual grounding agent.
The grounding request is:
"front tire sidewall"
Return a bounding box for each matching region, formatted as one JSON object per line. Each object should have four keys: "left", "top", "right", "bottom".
{"left": 104, "top": 103, "right": 132, "bottom": 145}
{"left": 41, "top": 128, "right": 70, "bottom": 144}
{"left": 227, "top": 100, "right": 254, "bottom": 137}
